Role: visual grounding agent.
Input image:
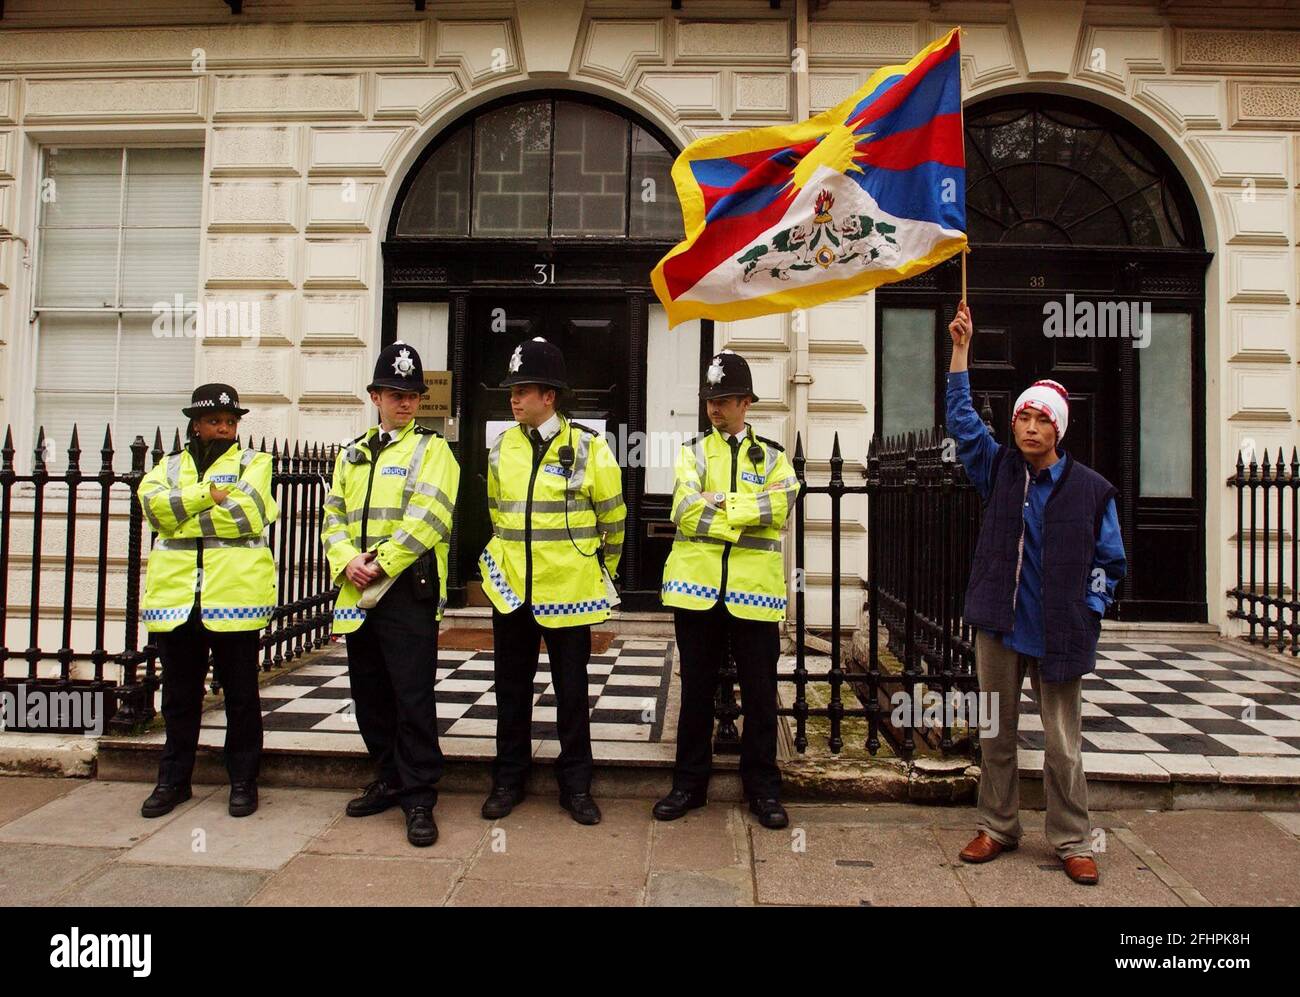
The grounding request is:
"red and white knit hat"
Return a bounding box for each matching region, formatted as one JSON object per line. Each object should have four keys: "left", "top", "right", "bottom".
{"left": 1012, "top": 379, "right": 1069, "bottom": 442}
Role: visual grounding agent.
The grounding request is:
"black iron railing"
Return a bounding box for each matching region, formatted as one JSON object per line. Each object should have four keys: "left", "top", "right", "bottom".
{"left": 780, "top": 427, "right": 983, "bottom": 760}
{"left": 1228, "top": 447, "right": 1299, "bottom": 657}
{"left": 0, "top": 425, "right": 339, "bottom": 732}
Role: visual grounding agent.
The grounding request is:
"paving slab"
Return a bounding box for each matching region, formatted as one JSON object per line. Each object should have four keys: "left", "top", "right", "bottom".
{"left": 649, "top": 804, "right": 743, "bottom": 872}
{"left": 251, "top": 854, "right": 461, "bottom": 906}
{"left": 0, "top": 775, "right": 82, "bottom": 828}
{"left": 0, "top": 780, "right": 215, "bottom": 848}
{"left": 58, "top": 863, "right": 268, "bottom": 907}
{"left": 306, "top": 793, "right": 489, "bottom": 861}
{"left": 0, "top": 842, "right": 121, "bottom": 905}
{"left": 934, "top": 826, "right": 1180, "bottom": 906}
{"left": 750, "top": 819, "right": 969, "bottom": 906}
{"left": 646, "top": 870, "right": 751, "bottom": 906}
{"left": 119, "top": 787, "right": 346, "bottom": 871}
{"left": 448, "top": 879, "right": 641, "bottom": 906}
{"left": 1263, "top": 811, "right": 1300, "bottom": 837}
{"left": 1120, "top": 810, "right": 1300, "bottom": 906}
{"left": 464, "top": 797, "right": 650, "bottom": 888}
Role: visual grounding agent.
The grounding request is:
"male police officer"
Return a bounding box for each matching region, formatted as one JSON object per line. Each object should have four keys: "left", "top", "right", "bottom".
{"left": 478, "top": 337, "right": 626, "bottom": 825}
{"left": 138, "top": 384, "right": 278, "bottom": 819}
{"left": 656, "top": 350, "right": 801, "bottom": 829}
{"left": 321, "top": 342, "right": 460, "bottom": 847}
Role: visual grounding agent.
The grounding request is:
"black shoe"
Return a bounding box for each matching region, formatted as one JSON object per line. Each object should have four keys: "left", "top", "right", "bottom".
{"left": 480, "top": 784, "right": 525, "bottom": 820}
{"left": 141, "top": 783, "right": 192, "bottom": 819}
{"left": 749, "top": 797, "right": 789, "bottom": 830}
{"left": 559, "top": 792, "right": 602, "bottom": 826}
{"left": 346, "top": 779, "right": 399, "bottom": 818}
{"left": 406, "top": 806, "right": 438, "bottom": 847}
{"left": 228, "top": 782, "right": 258, "bottom": 818}
{"left": 652, "top": 787, "right": 708, "bottom": 821}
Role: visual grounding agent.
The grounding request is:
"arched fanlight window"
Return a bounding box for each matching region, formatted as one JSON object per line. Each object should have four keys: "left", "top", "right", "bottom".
{"left": 394, "top": 97, "right": 683, "bottom": 240}
{"left": 964, "top": 99, "right": 1199, "bottom": 248}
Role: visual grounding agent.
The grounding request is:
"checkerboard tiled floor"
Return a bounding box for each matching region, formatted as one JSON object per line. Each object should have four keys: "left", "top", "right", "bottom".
{"left": 203, "top": 636, "right": 674, "bottom": 744}
{"left": 1017, "top": 642, "right": 1300, "bottom": 779}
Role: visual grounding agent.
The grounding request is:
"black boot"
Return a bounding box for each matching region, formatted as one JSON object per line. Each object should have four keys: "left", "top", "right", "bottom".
{"left": 346, "top": 780, "right": 399, "bottom": 818}
{"left": 228, "top": 782, "right": 258, "bottom": 818}
{"left": 652, "top": 787, "right": 708, "bottom": 821}
{"left": 480, "top": 784, "right": 526, "bottom": 820}
{"left": 406, "top": 806, "right": 438, "bottom": 847}
{"left": 141, "top": 783, "right": 192, "bottom": 819}
{"left": 559, "top": 792, "right": 602, "bottom": 826}
{"left": 748, "top": 797, "right": 789, "bottom": 830}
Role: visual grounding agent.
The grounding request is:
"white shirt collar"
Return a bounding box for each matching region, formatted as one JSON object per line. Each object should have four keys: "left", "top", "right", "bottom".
{"left": 526, "top": 412, "right": 563, "bottom": 442}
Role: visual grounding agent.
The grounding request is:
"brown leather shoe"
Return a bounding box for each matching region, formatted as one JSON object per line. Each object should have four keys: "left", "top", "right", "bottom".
{"left": 958, "top": 831, "right": 1017, "bottom": 863}
{"left": 1063, "top": 854, "right": 1099, "bottom": 885}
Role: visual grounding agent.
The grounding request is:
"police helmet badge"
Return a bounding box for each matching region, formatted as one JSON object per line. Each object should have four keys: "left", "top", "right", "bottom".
{"left": 392, "top": 347, "right": 415, "bottom": 378}
{"left": 509, "top": 345, "right": 523, "bottom": 373}
{"left": 218, "top": 391, "right": 231, "bottom": 405}
{"left": 706, "top": 356, "right": 725, "bottom": 385}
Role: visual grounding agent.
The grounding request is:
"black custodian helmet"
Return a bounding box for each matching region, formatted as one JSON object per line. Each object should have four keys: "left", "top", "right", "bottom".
{"left": 700, "top": 350, "right": 758, "bottom": 403}
{"left": 368, "top": 341, "right": 428, "bottom": 394}
{"left": 500, "top": 337, "right": 569, "bottom": 390}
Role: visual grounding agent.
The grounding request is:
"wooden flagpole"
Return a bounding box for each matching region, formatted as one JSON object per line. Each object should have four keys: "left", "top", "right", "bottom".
{"left": 957, "top": 27, "right": 969, "bottom": 307}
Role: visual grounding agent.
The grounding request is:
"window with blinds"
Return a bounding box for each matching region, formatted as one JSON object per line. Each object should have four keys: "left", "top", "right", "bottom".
{"left": 34, "top": 147, "right": 203, "bottom": 468}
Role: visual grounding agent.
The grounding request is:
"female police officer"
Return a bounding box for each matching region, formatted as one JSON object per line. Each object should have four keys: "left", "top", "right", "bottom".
{"left": 137, "top": 383, "right": 279, "bottom": 819}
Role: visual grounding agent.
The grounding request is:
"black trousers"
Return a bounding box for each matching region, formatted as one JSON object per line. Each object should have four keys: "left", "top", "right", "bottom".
{"left": 673, "top": 602, "right": 781, "bottom": 799}
{"left": 344, "top": 571, "right": 443, "bottom": 810}
{"left": 156, "top": 608, "right": 262, "bottom": 787}
{"left": 491, "top": 606, "right": 593, "bottom": 795}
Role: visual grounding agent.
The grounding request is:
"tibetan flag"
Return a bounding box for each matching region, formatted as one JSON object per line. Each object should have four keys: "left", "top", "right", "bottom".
{"left": 651, "top": 28, "right": 966, "bottom": 327}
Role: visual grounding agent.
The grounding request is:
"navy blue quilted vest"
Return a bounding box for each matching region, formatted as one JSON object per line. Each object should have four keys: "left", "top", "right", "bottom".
{"left": 963, "top": 447, "right": 1118, "bottom": 682}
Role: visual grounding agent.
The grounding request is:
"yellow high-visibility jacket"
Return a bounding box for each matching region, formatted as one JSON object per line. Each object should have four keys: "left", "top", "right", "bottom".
{"left": 320, "top": 420, "right": 460, "bottom": 634}
{"left": 137, "top": 441, "right": 279, "bottom": 632}
{"left": 478, "top": 418, "right": 625, "bottom": 628}
{"left": 660, "top": 425, "right": 801, "bottom": 622}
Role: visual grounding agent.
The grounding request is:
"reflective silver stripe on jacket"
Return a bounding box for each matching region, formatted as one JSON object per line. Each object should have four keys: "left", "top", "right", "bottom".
{"left": 156, "top": 536, "right": 268, "bottom": 551}
{"left": 401, "top": 432, "right": 435, "bottom": 508}
{"left": 494, "top": 525, "right": 602, "bottom": 543}
{"left": 673, "top": 530, "right": 780, "bottom": 553}
{"left": 165, "top": 454, "right": 185, "bottom": 522}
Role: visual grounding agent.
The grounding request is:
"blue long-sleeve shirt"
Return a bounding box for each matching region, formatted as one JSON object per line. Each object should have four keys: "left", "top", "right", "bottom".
{"left": 945, "top": 370, "right": 1126, "bottom": 658}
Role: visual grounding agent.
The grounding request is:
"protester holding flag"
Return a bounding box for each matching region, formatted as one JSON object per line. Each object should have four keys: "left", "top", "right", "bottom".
{"left": 946, "top": 302, "right": 1127, "bottom": 886}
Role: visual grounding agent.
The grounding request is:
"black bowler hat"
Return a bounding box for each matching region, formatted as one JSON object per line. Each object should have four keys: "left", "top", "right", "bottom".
{"left": 700, "top": 350, "right": 758, "bottom": 403}
{"left": 182, "top": 383, "right": 249, "bottom": 418}
{"left": 367, "top": 341, "right": 428, "bottom": 395}
{"left": 500, "top": 337, "right": 568, "bottom": 390}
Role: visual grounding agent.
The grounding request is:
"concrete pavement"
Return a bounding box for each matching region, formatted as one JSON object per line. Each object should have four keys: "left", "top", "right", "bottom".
{"left": 2, "top": 776, "right": 1299, "bottom": 906}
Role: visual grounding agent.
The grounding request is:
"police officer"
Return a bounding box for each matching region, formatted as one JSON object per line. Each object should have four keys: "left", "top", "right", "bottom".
{"left": 655, "top": 350, "right": 801, "bottom": 829}
{"left": 478, "top": 338, "right": 626, "bottom": 825}
{"left": 138, "top": 384, "right": 279, "bottom": 819}
{"left": 320, "top": 342, "right": 460, "bottom": 847}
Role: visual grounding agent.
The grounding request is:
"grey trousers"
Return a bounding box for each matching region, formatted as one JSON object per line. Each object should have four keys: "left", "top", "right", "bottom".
{"left": 974, "top": 629, "right": 1091, "bottom": 860}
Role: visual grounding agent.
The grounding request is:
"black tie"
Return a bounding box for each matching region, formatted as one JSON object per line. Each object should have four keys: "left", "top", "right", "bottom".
{"left": 530, "top": 428, "right": 544, "bottom": 447}
{"left": 728, "top": 435, "right": 740, "bottom": 455}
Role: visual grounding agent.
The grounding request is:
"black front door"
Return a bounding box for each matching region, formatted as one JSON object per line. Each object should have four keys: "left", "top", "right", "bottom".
{"left": 457, "top": 293, "right": 631, "bottom": 601}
